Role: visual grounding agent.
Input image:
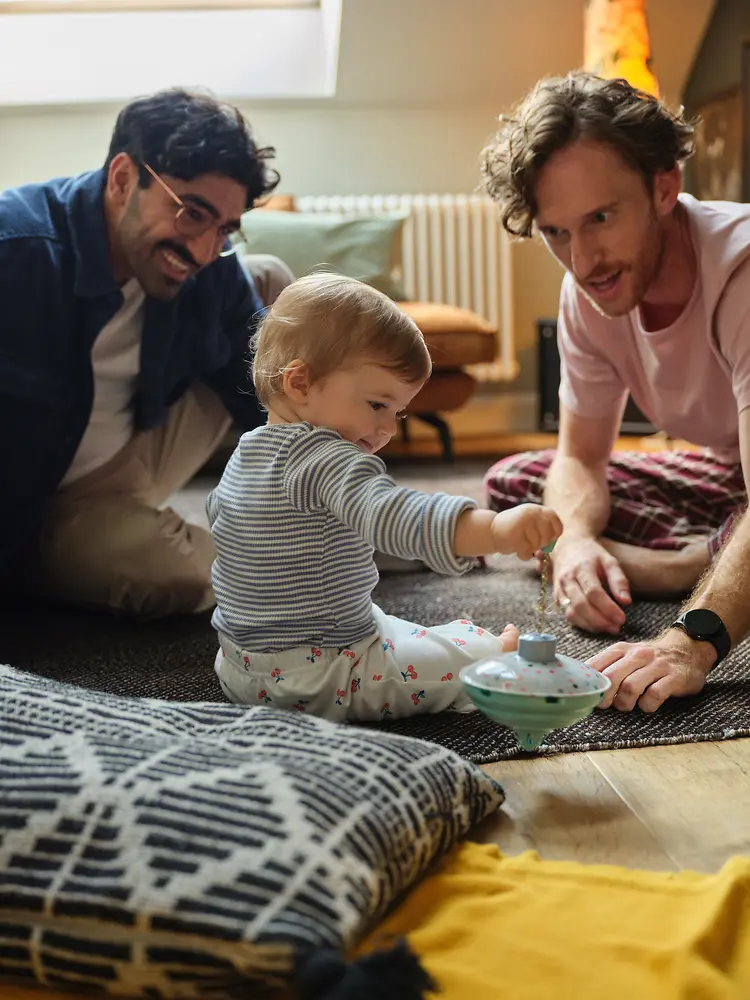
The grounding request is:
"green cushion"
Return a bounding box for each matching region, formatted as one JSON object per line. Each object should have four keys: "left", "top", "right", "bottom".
{"left": 238, "top": 209, "right": 408, "bottom": 300}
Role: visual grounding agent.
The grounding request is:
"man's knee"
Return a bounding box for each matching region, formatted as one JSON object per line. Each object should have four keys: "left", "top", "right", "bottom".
{"left": 484, "top": 449, "right": 555, "bottom": 511}
{"left": 111, "top": 510, "right": 215, "bottom": 620}
{"left": 242, "top": 253, "right": 295, "bottom": 307}
{"left": 25, "top": 502, "right": 216, "bottom": 620}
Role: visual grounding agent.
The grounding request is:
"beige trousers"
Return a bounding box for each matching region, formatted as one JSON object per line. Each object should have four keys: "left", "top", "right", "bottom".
{"left": 18, "top": 253, "right": 293, "bottom": 620}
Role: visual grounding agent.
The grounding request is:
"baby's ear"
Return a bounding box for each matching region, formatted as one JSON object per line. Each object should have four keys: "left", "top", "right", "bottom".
{"left": 282, "top": 359, "right": 311, "bottom": 402}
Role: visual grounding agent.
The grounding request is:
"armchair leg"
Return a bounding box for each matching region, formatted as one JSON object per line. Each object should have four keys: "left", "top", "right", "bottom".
{"left": 413, "top": 412, "right": 454, "bottom": 462}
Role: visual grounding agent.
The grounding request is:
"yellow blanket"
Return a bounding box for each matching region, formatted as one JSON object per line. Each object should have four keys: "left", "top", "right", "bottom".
{"left": 356, "top": 842, "right": 750, "bottom": 999}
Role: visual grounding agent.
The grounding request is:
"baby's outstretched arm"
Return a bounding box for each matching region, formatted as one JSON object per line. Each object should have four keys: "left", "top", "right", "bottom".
{"left": 454, "top": 503, "right": 562, "bottom": 561}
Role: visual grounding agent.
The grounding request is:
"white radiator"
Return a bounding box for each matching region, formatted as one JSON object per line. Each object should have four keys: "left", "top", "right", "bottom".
{"left": 295, "top": 193, "right": 516, "bottom": 382}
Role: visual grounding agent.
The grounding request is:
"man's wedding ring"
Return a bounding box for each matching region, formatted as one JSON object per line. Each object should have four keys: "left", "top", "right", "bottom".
{"left": 558, "top": 597, "right": 572, "bottom": 609}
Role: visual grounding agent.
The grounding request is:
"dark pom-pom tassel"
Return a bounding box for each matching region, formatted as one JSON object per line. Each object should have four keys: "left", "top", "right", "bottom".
{"left": 295, "top": 939, "right": 437, "bottom": 1000}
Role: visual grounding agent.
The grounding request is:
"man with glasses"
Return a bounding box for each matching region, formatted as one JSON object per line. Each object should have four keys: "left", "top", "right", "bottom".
{"left": 0, "top": 88, "right": 293, "bottom": 619}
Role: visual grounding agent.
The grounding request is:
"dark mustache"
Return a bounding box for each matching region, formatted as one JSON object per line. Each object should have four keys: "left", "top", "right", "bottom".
{"left": 158, "top": 241, "right": 198, "bottom": 270}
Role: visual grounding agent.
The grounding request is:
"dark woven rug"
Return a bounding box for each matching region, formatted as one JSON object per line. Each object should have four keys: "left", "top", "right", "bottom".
{"left": 4, "top": 559, "right": 750, "bottom": 763}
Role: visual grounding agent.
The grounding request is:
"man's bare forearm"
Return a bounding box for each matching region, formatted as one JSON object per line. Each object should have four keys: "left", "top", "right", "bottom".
{"left": 543, "top": 454, "right": 611, "bottom": 540}
{"left": 682, "top": 505, "right": 750, "bottom": 646}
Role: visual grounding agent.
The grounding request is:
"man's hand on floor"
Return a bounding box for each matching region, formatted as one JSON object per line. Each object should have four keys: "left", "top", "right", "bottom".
{"left": 587, "top": 630, "right": 717, "bottom": 712}
{"left": 546, "top": 534, "right": 631, "bottom": 635}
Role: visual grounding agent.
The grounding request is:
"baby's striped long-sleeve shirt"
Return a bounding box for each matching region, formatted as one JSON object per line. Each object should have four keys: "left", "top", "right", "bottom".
{"left": 208, "top": 422, "right": 477, "bottom": 652}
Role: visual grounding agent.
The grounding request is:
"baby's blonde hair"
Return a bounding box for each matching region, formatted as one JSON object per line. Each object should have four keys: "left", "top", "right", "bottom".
{"left": 251, "top": 272, "right": 431, "bottom": 407}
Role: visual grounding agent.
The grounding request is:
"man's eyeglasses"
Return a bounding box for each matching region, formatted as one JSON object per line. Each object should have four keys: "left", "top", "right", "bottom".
{"left": 143, "top": 162, "right": 238, "bottom": 258}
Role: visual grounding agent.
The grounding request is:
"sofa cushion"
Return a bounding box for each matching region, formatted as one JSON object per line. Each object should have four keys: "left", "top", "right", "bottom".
{"left": 398, "top": 302, "right": 497, "bottom": 367}
{"left": 0, "top": 665, "right": 504, "bottom": 998}
{"left": 238, "top": 209, "right": 408, "bottom": 300}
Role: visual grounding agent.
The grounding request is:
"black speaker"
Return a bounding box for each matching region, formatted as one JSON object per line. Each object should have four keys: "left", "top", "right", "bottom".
{"left": 537, "top": 318, "right": 656, "bottom": 435}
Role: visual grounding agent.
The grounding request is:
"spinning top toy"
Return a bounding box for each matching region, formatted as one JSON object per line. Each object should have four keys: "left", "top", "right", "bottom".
{"left": 460, "top": 542, "right": 611, "bottom": 751}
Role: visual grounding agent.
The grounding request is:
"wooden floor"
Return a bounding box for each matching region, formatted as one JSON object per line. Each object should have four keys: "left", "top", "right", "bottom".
{"left": 477, "top": 738, "right": 750, "bottom": 873}
{"left": 4, "top": 738, "right": 750, "bottom": 1000}
{"left": 381, "top": 429, "right": 698, "bottom": 460}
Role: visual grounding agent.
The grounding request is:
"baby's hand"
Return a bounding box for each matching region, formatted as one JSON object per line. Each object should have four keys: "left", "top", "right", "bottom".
{"left": 490, "top": 504, "right": 562, "bottom": 561}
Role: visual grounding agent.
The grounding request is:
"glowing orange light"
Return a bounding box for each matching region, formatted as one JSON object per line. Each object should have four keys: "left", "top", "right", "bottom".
{"left": 584, "top": 0, "right": 660, "bottom": 97}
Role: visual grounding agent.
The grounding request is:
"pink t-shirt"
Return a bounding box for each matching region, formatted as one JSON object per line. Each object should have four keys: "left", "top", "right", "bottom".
{"left": 558, "top": 193, "right": 750, "bottom": 465}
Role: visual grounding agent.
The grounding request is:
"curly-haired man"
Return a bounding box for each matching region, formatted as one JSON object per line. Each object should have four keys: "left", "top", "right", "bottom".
{"left": 482, "top": 72, "right": 750, "bottom": 713}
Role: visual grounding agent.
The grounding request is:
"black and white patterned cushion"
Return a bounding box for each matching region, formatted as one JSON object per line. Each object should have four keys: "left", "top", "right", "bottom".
{"left": 0, "top": 665, "right": 503, "bottom": 997}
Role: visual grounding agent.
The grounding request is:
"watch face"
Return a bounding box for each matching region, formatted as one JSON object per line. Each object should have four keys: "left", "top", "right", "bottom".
{"left": 684, "top": 608, "right": 722, "bottom": 636}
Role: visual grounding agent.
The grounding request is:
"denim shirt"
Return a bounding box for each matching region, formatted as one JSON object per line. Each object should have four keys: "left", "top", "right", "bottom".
{"left": 0, "top": 168, "right": 265, "bottom": 570}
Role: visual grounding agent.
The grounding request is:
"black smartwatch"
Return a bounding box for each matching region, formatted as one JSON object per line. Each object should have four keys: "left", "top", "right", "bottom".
{"left": 670, "top": 609, "right": 731, "bottom": 669}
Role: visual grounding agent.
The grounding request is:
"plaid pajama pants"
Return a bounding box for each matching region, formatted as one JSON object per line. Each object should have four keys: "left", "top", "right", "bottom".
{"left": 484, "top": 449, "right": 746, "bottom": 559}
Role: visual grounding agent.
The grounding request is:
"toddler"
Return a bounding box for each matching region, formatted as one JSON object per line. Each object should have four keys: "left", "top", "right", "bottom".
{"left": 208, "top": 273, "right": 561, "bottom": 722}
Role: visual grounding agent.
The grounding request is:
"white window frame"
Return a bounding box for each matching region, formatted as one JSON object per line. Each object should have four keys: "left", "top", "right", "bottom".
{"left": 0, "top": 0, "right": 318, "bottom": 12}
{"left": 0, "top": 0, "right": 338, "bottom": 105}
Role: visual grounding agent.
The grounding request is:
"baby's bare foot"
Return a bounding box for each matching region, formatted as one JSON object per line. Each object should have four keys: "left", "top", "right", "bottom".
{"left": 499, "top": 623, "right": 520, "bottom": 653}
